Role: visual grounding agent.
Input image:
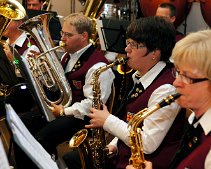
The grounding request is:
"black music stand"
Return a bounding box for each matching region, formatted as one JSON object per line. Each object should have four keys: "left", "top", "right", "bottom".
{"left": 97, "top": 18, "right": 130, "bottom": 54}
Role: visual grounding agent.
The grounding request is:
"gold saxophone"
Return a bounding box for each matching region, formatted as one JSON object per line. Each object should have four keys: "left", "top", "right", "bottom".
{"left": 69, "top": 57, "right": 128, "bottom": 169}
{"left": 128, "top": 93, "right": 181, "bottom": 169}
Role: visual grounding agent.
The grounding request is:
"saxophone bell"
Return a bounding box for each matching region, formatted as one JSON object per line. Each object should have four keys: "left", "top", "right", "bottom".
{"left": 69, "top": 57, "right": 127, "bottom": 169}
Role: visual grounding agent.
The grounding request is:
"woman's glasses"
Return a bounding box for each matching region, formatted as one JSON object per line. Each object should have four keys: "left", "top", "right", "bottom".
{"left": 126, "top": 40, "right": 145, "bottom": 49}
{"left": 173, "top": 69, "right": 209, "bottom": 84}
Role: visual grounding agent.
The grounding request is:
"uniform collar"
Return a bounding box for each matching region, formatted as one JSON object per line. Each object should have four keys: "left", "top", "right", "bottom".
{"left": 132, "top": 61, "right": 166, "bottom": 89}
{"left": 7, "top": 32, "right": 27, "bottom": 48}
{"left": 190, "top": 108, "right": 211, "bottom": 135}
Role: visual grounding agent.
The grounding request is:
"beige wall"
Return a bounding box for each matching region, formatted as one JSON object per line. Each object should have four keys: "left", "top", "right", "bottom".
{"left": 17, "top": 1, "right": 209, "bottom": 33}
{"left": 18, "top": 0, "right": 84, "bottom": 24}
{"left": 177, "top": 2, "right": 209, "bottom": 35}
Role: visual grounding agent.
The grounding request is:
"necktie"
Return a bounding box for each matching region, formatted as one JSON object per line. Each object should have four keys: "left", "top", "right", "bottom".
{"left": 127, "top": 82, "right": 144, "bottom": 100}
{"left": 61, "top": 53, "right": 70, "bottom": 69}
{"left": 114, "top": 82, "right": 144, "bottom": 118}
{"left": 169, "top": 121, "right": 203, "bottom": 169}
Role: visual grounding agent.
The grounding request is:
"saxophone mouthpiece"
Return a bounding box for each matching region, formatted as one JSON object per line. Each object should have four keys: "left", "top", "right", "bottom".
{"left": 159, "top": 93, "right": 181, "bottom": 108}
{"left": 172, "top": 93, "right": 181, "bottom": 100}
{"left": 114, "top": 57, "right": 129, "bottom": 66}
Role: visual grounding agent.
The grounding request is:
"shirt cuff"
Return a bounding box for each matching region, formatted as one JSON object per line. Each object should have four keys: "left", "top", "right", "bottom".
{"left": 103, "top": 114, "right": 130, "bottom": 146}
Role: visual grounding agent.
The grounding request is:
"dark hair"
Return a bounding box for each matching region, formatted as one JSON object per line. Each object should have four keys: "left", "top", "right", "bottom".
{"left": 159, "top": 3, "right": 177, "bottom": 17}
{"left": 126, "top": 16, "right": 176, "bottom": 62}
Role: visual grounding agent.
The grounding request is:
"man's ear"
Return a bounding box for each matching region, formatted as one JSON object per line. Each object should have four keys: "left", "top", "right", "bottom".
{"left": 81, "top": 32, "right": 89, "bottom": 41}
{"left": 170, "top": 16, "right": 176, "bottom": 23}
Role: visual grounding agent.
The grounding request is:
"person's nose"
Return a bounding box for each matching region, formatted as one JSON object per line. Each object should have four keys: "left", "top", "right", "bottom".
{"left": 173, "top": 76, "right": 183, "bottom": 88}
{"left": 27, "top": 4, "right": 33, "bottom": 9}
{"left": 61, "top": 35, "right": 66, "bottom": 41}
{"left": 125, "top": 45, "right": 131, "bottom": 53}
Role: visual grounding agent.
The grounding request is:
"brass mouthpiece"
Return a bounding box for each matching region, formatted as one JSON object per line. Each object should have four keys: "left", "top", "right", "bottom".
{"left": 59, "top": 41, "right": 66, "bottom": 47}
{"left": 37, "top": 42, "right": 66, "bottom": 57}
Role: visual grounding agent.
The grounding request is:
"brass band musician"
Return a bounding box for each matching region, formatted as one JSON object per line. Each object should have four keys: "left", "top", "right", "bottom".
{"left": 126, "top": 29, "right": 211, "bottom": 169}
{"left": 12, "top": 13, "right": 115, "bottom": 169}
{"left": 86, "top": 16, "right": 186, "bottom": 169}
{"left": 1, "top": 17, "right": 39, "bottom": 115}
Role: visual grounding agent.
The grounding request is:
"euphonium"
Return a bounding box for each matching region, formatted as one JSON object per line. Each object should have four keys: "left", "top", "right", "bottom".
{"left": 16, "top": 13, "right": 72, "bottom": 121}
{"left": 69, "top": 57, "right": 128, "bottom": 169}
{"left": 0, "top": 0, "right": 26, "bottom": 96}
{"left": 128, "top": 93, "right": 181, "bottom": 169}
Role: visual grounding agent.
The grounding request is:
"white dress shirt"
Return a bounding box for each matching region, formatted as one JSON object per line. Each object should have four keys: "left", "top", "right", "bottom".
{"left": 7, "top": 32, "right": 28, "bottom": 48}
{"left": 104, "top": 61, "right": 181, "bottom": 154}
{"left": 62, "top": 44, "right": 115, "bottom": 120}
{"left": 6, "top": 32, "right": 39, "bottom": 77}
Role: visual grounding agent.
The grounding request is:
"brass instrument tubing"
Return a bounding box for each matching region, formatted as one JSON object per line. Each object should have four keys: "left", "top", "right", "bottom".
{"left": 37, "top": 44, "right": 65, "bottom": 58}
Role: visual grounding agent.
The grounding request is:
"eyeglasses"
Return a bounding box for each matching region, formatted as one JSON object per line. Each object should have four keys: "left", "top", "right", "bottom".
{"left": 126, "top": 40, "right": 145, "bottom": 49}
{"left": 173, "top": 69, "right": 209, "bottom": 84}
{"left": 60, "top": 31, "right": 80, "bottom": 38}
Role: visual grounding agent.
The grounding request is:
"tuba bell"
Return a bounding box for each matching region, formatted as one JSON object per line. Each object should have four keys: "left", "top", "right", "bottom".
{"left": 16, "top": 13, "right": 72, "bottom": 121}
{"left": 0, "top": 0, "right": 26, "bottom": 40}
{"left": 83, "top": 0, "right": 106, "bottom": 46}
{"left": 0, "top": 0, "right": 26, "bottom": 96}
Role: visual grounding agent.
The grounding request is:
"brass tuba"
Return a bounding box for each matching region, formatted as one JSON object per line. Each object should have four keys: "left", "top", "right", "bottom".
{"left": 41, "top": 0, "right": 51, "bottom": 11}
{"left": 0, "top": 0, "right": 26, "bottom": 96}
{"left": 0, "top": 0, "right": 26, "bottom": 40}
{"left": 83, "top": 0, "right": 106, "bottom": 46}
{"left": 128, "top": 93, "right": 181, "bottom": 169}
{"left": 69, "top": 57, "right": 128, "bottom": 169}
{"left": 16, "top": 13, "right": 72, "bottom": 121}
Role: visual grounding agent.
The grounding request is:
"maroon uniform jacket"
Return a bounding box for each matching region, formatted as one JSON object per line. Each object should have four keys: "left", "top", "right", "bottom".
{"left": 62, "top": 45, "right": 109, "bottom": 105}
{"left": 114, "top": 66, "right": 186, "bottom": 169}
{"left": 177, "top": 132, "right": 211, "bottom": 169}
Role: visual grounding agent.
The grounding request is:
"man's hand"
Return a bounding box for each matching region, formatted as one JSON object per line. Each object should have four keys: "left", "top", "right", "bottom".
{"left": 85, "top": 105, "right": 110, "bottom": 128}
{"left": 51, "top": 103, "right": 64, "bottom": 117}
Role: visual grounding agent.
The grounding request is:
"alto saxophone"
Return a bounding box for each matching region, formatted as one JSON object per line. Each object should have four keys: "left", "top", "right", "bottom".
{"left": 69, "top": 57, "right": 128, "bottom": 169}
{"left": 128, "top": 93, "right": 181, "bottom": 169}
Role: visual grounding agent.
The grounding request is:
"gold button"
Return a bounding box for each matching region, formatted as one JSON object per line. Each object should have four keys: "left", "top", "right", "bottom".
{"left": 188, "top": 142, "right": 192, "bottom": 148}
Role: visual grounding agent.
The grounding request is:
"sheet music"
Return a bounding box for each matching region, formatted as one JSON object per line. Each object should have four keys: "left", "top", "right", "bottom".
{"left": 0, "top": 138, "right": 10, "bottom": 169}
{"left": 96, "top": 19, "right": 106, "bottom": 51}
{"left": 5, "top": 104, "right": 59, "bottom": 169}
